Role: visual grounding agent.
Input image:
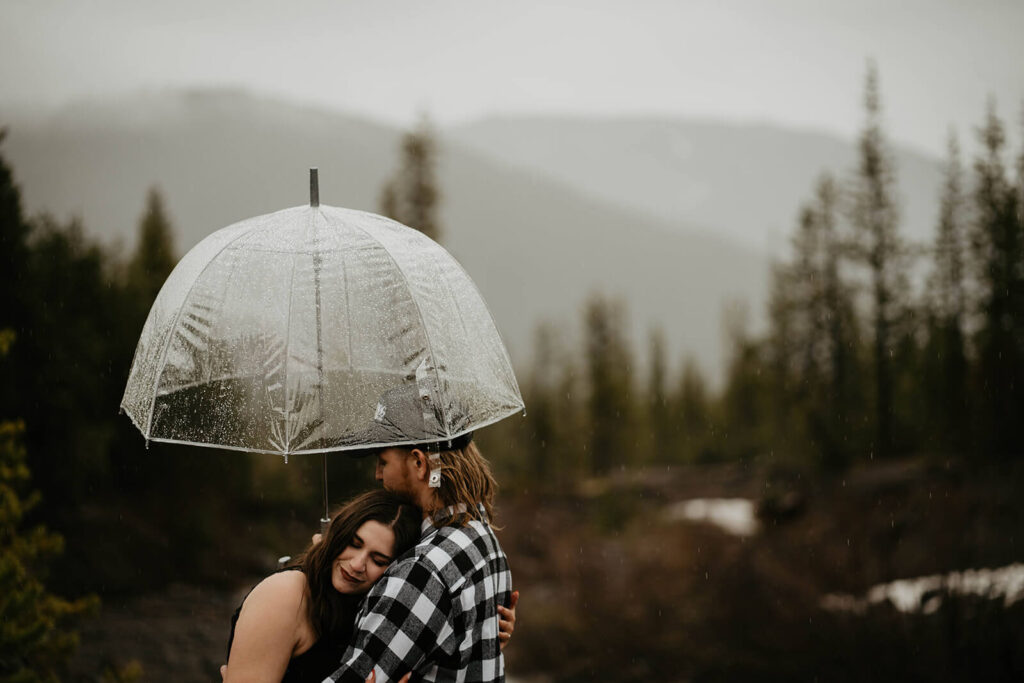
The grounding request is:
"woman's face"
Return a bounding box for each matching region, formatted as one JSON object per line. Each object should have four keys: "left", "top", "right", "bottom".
{"left": 331, "top": 520, "right": 397, "bottom": 595}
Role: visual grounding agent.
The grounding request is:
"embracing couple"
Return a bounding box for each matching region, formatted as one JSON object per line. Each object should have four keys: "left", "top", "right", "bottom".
{"left": 222, "top": 388, "right": 518, "bottom": 683}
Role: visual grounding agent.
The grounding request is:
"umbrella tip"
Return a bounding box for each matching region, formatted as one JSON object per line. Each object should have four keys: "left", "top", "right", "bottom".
{"left": 309, "top": 168, "right": 319, "bottom": 208}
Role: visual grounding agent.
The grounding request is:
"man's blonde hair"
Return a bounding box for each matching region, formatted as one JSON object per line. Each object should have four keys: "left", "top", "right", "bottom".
{"left": 428, "top": 441, "right": 498, "bottom": 526}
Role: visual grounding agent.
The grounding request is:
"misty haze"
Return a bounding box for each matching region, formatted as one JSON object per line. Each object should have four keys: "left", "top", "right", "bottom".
{"left": 2, "top": 2, "right": 1023, "bottom": 682}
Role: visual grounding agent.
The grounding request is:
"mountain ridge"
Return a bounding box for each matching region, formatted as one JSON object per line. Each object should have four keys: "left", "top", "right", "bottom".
{"left": 449, "top": 114, "right": 944, "bottom": 253}
{"left": 6, "top": 88, "right": 919, "bottom": 381}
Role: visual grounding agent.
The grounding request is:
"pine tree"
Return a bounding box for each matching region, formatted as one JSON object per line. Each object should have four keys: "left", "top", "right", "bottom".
{"left": 816, "top": 175, "right": 862, "bottom": 467}
{"left": 0, "top": 130, "right": 31, "bottom": 419}
{"left": 922, "top": 130, "right": 970, "bottom": 453}
{"left": 21, "top": 216, "right": 121, "bottom": 502}
{"left": 525, "top": 323, "right": 561, "bottom": 482}
{"left": 128, "top": 187, "right": 177, "bottom": 307}
{"left": 674, "top": 357, "right": 711, "bottom": 463}
{"left": 0, "top": 339, "right": 97, "bottom": 682}
{"left": 770, "top": 174, "right": 860, "bottom": 468}
{"left": 0, "top": 129, "right": 29, "bottom": 330}
{"left": 583, "top": 294, "right": 635, "bottom": 474}
{"left": 379, "top": 118, "right": 442, "bottom": 243}
{"left": 765, "top": 261, "right": 803, "bottom": 458}
{"left": 968, "top": 101, "right": 1024, "bottom": 457}
{"left": 846, "top": 62, "right": 908, "bottom": 459}
{"left": 717, "top": 302, "right": 769, "bottom": 461}
{"left": 646, "top": 327, "right": 674, "bottom": 461}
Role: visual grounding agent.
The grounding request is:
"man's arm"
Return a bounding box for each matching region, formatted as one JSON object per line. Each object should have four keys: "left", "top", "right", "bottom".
{"left": 324, "top": 559, "right": 456, "bottom": 683}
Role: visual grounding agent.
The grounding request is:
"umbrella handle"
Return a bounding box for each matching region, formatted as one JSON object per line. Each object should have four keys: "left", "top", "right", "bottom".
{"left": 320, "top": 517, "right": 330, "bottom": 536}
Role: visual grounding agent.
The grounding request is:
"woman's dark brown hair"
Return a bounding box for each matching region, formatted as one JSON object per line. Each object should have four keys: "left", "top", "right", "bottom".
{"left": 297, "top": 490, "right": 421, "bottom": 640}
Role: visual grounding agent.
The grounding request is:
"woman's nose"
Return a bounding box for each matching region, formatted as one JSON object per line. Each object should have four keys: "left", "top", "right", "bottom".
{"left": 351, "top": 552, "right": 368, "bottom": 572}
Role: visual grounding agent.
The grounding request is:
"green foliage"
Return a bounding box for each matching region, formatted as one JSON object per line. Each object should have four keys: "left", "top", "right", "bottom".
{"left": 968, "top": 101, "right": 1024, "bottom": 457}
{"left": 645, "top": 328, "right": 673, "bottom": 463}
{"left": 716, "top": 303, "right": 770, "bottom": 462}
{"left": 499, "top": 66, "right": 1024, "bottom": 480}
{"left": 921, "top": 132, "right": 970, "bottom": 454}
{"left": 0, "top": 130, "right": 29, "bottom": 321}
{"left": 768, "top": 174, "right": 863, "bottom": 469}
{"left": 520, "top": 323, "right": 584, "bottom": 487}
{"left": 846, "top": 62, "right": 911, "bottom": 459}
{"left": 0, "top": 412, "right": 97, "bottom": 682}
{"left": 583, "top": 294, "right": 636, "bottom": 474}
{"left": 127, "top": 187, "right": 177, "bottom": 306}
{"left": 674, "top": 357, "right": 712, "bottom": 463}
{"left": 0, "top": 138, "right": 263, "bottom": 597}
{"left": 16, "top": 215, "right": 121, "bottom": 502}
{"left": 379, "top": 118, "right": 442, "bottom": 243}
{"left": 0, "top": 131, "right": 29, "bottom": 419}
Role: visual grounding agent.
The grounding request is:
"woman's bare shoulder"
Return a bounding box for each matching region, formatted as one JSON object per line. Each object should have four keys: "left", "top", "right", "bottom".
{"left": 226, "top": 571, "right": 310, "bottom": 682}
{"left": 246, "top": 570, "right": 308, "bottom": 609}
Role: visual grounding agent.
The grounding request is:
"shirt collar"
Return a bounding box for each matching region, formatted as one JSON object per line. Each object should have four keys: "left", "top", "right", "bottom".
{"left": 422, "top": 502, "right": 487, "bottom": 533}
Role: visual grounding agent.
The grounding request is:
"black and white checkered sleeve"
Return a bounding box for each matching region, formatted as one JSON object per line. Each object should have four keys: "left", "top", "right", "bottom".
{"left": 323, "top": 558, "right": 455, "bottom": 683}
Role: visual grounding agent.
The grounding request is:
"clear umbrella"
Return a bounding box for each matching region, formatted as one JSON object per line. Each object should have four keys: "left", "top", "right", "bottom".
{"left": 121, "top": 170, "right": 523, "bottom": 519}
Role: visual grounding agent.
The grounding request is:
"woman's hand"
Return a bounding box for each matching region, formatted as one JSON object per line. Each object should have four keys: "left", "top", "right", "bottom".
{"left": 498, "top": 590, "right": 519, "bottom": 651}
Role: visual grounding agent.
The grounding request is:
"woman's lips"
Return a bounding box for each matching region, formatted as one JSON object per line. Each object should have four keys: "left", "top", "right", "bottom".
{"left": 339, "top": 566, "right": 362, "bottom": 584}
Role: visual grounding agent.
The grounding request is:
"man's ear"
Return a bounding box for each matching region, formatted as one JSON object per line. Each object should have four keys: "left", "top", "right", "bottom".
{"left": 409, "top": 448, "right": 429, "bottom": 482}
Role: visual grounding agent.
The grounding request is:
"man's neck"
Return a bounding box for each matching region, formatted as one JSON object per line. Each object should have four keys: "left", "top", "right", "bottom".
{"left": 415, "top": 488, "right": 438, "bottom": 519}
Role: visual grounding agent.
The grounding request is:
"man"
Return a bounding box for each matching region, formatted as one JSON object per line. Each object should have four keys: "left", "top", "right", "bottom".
{"left": 324, "top": 384, "right": 514, "bottom": 683}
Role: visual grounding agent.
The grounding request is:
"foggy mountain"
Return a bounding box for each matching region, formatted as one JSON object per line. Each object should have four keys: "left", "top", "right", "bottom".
{"left": 450, "top": 116, "right": 945, "bottom": 253}
{"left": 4, "top": 89, "right": 833, "bottom": 380}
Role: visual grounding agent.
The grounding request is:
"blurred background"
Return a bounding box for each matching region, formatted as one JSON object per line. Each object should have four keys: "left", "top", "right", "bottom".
{"left": 2, "top": 1, "right": 1024, "bottom": 680}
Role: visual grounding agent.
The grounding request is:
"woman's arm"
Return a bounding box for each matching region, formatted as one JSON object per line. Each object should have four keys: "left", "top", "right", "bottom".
{"left": 224, "top": 571, "right": 308, "bottom": 683}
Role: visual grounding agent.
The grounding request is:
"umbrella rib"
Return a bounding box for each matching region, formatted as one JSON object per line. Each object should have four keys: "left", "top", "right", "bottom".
{"left": 144, "top": 226, "right": 260, "bottom": 440}
{"left": 431, "top": 250, "right": 472, "bottom": 359}
{"left": 344, "top": 212, "right": 450, "bottom": 438}
{"left": 280, "top": 217, "right": 304, "bottom": 455}
{"left": 206, "top": 246, "right": 249, "bottom": 385}
{"left": 443, "top": 250, "right": 524, "bottom": 404}
{"left": 342, "top": 235, "right": 353, "bottom": 372}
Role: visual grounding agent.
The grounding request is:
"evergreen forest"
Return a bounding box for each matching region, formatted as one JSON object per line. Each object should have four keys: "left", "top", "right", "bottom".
{"left": 1, "top": 67, "right": 1023, "bottom": 681}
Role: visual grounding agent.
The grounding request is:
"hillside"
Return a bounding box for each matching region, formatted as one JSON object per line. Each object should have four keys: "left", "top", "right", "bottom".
{"left": 451, "top": 115, "right": 945, "bottom": 252}
{"left": 3, "top": 90, "right": 772, "bottom": 378}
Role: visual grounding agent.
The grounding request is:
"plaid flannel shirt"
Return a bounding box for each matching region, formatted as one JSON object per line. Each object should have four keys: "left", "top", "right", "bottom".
{"left": 323, "top": 503, "right": 512, "bottom": 683}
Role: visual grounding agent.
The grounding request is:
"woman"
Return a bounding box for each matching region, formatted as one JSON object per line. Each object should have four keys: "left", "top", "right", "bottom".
{"left": 224, "top": 490, "right": 517, "bottom": 682}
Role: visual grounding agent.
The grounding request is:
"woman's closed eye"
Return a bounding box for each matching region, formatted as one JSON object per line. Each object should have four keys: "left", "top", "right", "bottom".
{"left": 351, "top": 535, "right": 392, "bottom": 567}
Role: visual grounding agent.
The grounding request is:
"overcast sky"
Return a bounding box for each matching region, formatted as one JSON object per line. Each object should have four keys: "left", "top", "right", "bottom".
{"left": 2, "top": 0, "right": 1022, "bottom": 157}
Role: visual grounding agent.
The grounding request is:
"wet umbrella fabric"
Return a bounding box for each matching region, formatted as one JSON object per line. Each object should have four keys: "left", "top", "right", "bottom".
{"left": 120, "top": 202, "right": 523, "bottom": 457}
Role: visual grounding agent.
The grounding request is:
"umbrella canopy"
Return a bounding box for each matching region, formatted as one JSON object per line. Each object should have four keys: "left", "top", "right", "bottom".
{"left": 121, "top": 178, "right": 523, "bottom": 458}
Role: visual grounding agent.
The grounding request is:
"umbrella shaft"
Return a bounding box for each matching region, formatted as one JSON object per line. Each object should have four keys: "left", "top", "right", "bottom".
{"left": 322, "top": 452, "right": 329, "bottom": 522}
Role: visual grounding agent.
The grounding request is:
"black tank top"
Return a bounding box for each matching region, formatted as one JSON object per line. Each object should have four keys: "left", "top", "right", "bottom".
{"left": 226, "top": 569, "right": 357, "bottom": 683}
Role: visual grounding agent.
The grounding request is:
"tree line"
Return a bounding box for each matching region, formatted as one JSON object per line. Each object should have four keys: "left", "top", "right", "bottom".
{"left": 488, "top": 64, "right": 1024, "bottom": 485}
{"left": 0, "top": 63, "right": 1021, "bottom": 602}
{"left": 0, "top": 116, "right": 439, "bottom": 678}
